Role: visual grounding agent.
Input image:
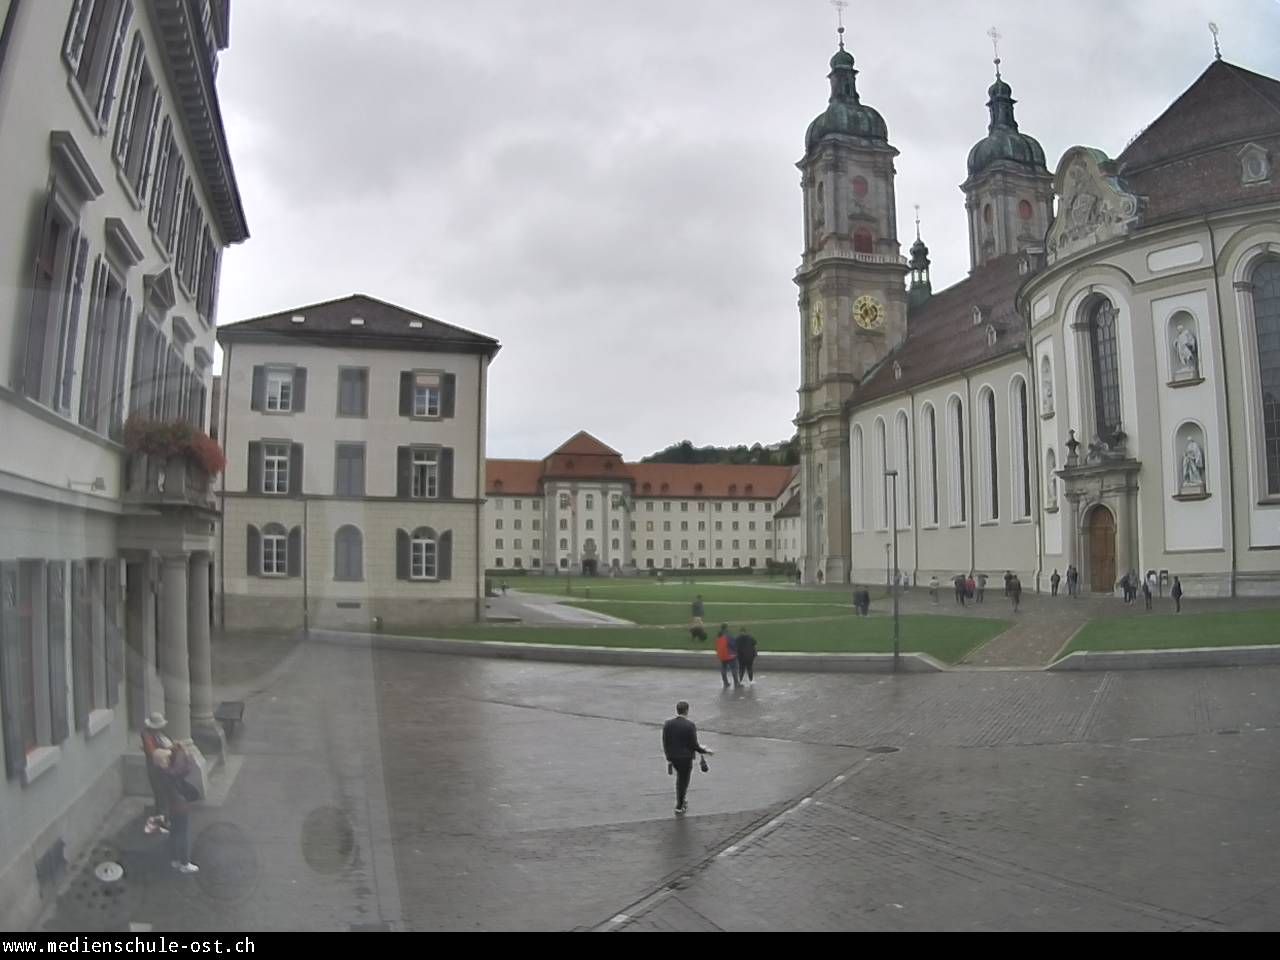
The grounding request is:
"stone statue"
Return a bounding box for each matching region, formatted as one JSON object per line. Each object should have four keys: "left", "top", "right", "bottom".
{"left": 1174, "top": 325, "right": 1199, "bottom": 378}
{"left": 1041, "top": 376, "right": 1054, "bottom": 413}
{"left": 1182, "top": 437, "right": 1205, "bottom": 489}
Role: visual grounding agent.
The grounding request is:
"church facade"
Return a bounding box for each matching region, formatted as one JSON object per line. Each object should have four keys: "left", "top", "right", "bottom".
{"left": 797, "top": 40, "right": 1280, "bottom": 597}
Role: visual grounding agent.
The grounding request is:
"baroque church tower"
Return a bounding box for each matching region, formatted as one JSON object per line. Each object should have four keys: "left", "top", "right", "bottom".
{"left": 961, "top": 49, "right": 1054, "bottom": 270}
{"left": 795, "top": 30, "right": 908, "bottom": 585}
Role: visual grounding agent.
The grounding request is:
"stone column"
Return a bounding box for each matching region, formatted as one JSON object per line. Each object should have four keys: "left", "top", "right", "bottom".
{"left": 188, "top": 553, "right": 219, "bottom": 755}
{"left": 160, "top": 553, "right": 191, "bottom": 742}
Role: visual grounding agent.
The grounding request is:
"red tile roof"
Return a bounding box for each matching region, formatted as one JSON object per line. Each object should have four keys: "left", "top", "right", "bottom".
{"left": 551, "top": 431, "right": 622, "bottom": 457}
{"left": 484, "top": 445, "right": 796, "bottom": 500}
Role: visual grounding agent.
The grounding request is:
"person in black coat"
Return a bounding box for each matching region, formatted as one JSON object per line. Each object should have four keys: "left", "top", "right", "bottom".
{"left": 735, "top": 630, "right": 758, "bottom": 684}
{"left": 662, "top": 702, "right": 713, "bottom": 815}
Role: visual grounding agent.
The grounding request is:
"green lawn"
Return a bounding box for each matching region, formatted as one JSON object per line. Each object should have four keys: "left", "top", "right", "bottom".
{"left": 422, "top": 615, "right": 1007, "bottom": 665}
{"left": 560, "top": 600, "right": 857, "bottom": 625}
{"left": 504, "top": 575, "right": 885, "bottom": 605}
{"left": 1061, "top": 610, "right": 1280, "bottom": 657}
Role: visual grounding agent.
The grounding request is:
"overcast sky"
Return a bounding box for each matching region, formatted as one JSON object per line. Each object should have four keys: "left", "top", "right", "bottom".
{"left": 213, "top": 0, "right": 1279, "bottom": 461}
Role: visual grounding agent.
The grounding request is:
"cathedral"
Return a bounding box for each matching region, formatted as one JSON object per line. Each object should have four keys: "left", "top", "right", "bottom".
{"left": 796, "top": 33, "right": 1280, "bottom": 597}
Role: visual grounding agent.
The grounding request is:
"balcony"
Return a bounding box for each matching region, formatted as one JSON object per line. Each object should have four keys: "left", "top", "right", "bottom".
{"left": 122, "top": 418, "right": 224, "bottom": 511}
{"left": 797, "top": 243, "right": 909, "bottom": 276}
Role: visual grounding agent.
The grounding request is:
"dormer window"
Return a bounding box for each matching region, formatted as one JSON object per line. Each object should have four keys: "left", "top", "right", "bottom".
{"left": 972, "top": 306, "right": 984, "bottom": 326}
{"left": 892, "top": 361, "right": 902, "bottom": 380}
{"left": 986, "top": 325, "right": 998, "bottom": 347}
{"left": 1240, "top": 143, "right": 1272, "bottom": 185}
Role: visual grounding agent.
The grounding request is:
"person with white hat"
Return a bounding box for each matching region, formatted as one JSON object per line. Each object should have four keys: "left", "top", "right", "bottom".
{"left": 140, "top": 713, "right": 172, "bottom": 835}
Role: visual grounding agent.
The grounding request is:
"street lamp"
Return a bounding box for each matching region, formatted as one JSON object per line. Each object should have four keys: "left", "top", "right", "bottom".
{"left": 884, "top": 469, "right": 901, "bottom": 673}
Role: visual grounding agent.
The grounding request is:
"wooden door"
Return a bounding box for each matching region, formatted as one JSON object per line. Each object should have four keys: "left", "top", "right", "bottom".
{"left": 1088, "top": 507, "right": 1116, "bottom": 592}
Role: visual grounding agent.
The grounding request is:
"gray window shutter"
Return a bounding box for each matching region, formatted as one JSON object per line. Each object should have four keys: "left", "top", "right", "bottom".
{"left": 1, "top": 562, "right": 24, "bottom": 779}
{"left": 396, "top": 529, "right": 409, "bottom": 581}
{"left": 440, "top": 447, "right": 455, "bottom": 499}
{"left": 97, "top": 0, "right": 134, "bottom": 124}
{"left": 47, "top": 562, "right": 69, "bottom": 744}
{"left": 58, "top": 235, "right": 90, "bottom": 413}
{"left": 399, "top": 371, "right": 412, "bottom": 416}
{"left": 71, "top": 562, "right": 90, "bottom": 732}
{"left": 293, "top": 366, "right": 307, "bottom": 412}
{"left": 246, "top": 525, "right": 261, "bottom": 577}
{"left": 442, "top": 373, "right": 456, "bottom": 418}
{"left": 247, "top": 441, "right": 262, "bottom": 493}
{"left": 137, "top": 89, "right": 163, "bottom": 201}
{"left": 62, "top": 0, "right": 88, "bottom": 69}
{"left": 289, "top": 443, "right": 304, "bottom": 496}
{"left": 105, "top": 559, "right": 122, "bottom": 709}
{"left": 287, "top": 527, "right": 302, "bottom": 578}
{"left": 112, "top": 37, "right": 142, "bottom": 164}
{"left": 251, "top": 365, "right": 265, "bottom": 410}
{"left": 396, "top": 446, "right": 410, "bottom": 498}
{"left": 19, "top": 192, "right": 56, "bottom": 399}
{"left": 357, "top": 370, "right": 369, "bottom": 416}
{"left": 439, "top": 531, "right": 453, "bottom": 581}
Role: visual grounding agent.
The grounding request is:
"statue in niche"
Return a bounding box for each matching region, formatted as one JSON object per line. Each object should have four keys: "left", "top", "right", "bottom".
{"left": 1173, "top": 324, "right": 1199, "bottom": 379}
{"left": 1041, "top": 375, "right": 1054, "bottom": 413}
{"left": 1181, "top": 437, "right": 1206, "bottom": 490}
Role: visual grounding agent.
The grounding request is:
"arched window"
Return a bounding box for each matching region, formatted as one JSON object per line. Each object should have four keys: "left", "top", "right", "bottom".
{"left": 1088, "top": 297, "right": 1123, "bottom": 441}
{"left": 851, "top": 424, "right": 865, "bottom": 531}
{"left": 409, "top": 526, "right": 437, "bottom": 579}
{"left": 1011, "top": 377, "right": 1031, "bottom": 518}
{"left": 853, "top": 228, "right": 874, "bottom": 254}
{"left": 1251, "top": 260, "right": 1280, "bottom": 493}
{"left": 262, "top": 522, "right": 288, "bottom": 576}
{"left": 922, "top": 403, "right": 939, "bottom": 525}
{"left": 949, "top": 396, "right": 967, "bottom": 524}
{"left": 874, "top": 417, "right": 888, "bottom": 528}
{"left": 979, "top": 387, "right": 999, "bottom": 521}
{"left": 895, "top": 410, "right": 911, "bottom": 527}
{"left": 334, "top": 525, "right": 363, "bottom": 581}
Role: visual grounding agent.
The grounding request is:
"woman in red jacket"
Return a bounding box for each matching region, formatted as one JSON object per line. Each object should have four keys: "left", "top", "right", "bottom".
{"left": 715, "top": 624, "right": 740, "bottom": 689}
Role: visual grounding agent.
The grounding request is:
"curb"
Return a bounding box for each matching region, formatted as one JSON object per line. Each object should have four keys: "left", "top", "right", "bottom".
{"left": 305, "top": 628, "right": 948, "bottom": 673}
{"left": 1049, "top": 644, "right": 1280, "bottom": 671}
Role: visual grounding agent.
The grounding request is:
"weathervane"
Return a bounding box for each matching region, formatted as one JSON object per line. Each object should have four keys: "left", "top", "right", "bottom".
{"left": 914, "top": 204, "right": 921, "bottom": 241}
{"left": 987, "top": 26, "right": 1002, "bottom": 78}
{"left": 1209, "top": 21, "right": 1222, "bottom": 60}
{"left": 831, "top": 0, "right": 848, "bottom": 50}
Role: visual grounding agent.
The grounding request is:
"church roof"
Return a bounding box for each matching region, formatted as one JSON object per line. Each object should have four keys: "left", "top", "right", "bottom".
{"left": 855, "top": 255, "right": 1026, "bottom": 405}
{"left": 1118, "top": 59, "right": 1280, "bottom": 225}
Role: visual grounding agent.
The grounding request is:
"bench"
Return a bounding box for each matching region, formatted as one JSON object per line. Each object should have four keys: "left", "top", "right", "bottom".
{"left": 214, "top": 701, "right": 245, "bottom": 739}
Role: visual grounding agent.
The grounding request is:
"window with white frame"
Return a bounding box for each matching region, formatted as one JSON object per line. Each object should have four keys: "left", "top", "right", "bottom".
{"left": 266, "top": 369, "right": 293, "bottom": 411}
{"left": 63, "top": 0, "right": 133, "bottom": 127}
{"left": 851, "top": 423, "right": 865, "bottom": 532}
{"left": 413, "top": 374, "right": 440, "bottom": 417}
{"left": 262, "top": 525, "right": 288, "bottom": 575}
{"left": 895, "top": 411, "right": 912, "bottom": 527}
{"left": 949, "top": 396, "right": 967, "bottom": 524}
{"left": 874, "top": 418, "right": 888, "bottom": 529}
{"left": 410, "top": 535, "right": 437, "bottom": 579}
{"left": 513, "top": 539, "right": 521, "bottom": 550}
{"left": 560, "top": 493, "right": 570, "bottom": 509}
{"left": 114, "top": 33, "right": 161, "bottom": 201}
{"left": 585, "top": 494, "right": 594, "bottom": 509}
{"left": 979, "top": 388, "right": 1000, "bottom": 521}
{"left": 263, "top": 443, "right": 290, "bottom": 494}
{"left": 412, "top": 448, "right": 439, "bottom": 498}
{"left": 923, "top": 405, "right": 939, "bottom": 525}
{"left": 495, "top": 519, "right": 503, "bottom": 530}
{"left": 513, "top": 499, "right": 522, "bottom": 510}
{"left": 1012, "top": 377, "right": 1031, "bottom": 518}
{"left": 513, "top": 519, "right": 521, "bottom": 530}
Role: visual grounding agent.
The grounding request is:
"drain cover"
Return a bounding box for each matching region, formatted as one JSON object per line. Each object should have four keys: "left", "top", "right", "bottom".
{"left": 94, "top": 861, "right": 124, "bottom": 883}
{"left": 867, "top": 746, "right": 900, "bottom": 754}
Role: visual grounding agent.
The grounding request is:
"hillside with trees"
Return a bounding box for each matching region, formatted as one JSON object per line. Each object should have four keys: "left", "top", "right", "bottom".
{"left": 641, "top": 436, "right": 799, "bottom": 466}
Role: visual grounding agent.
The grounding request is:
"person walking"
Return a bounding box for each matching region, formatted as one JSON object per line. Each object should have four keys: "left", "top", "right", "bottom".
{"left": 140, "top": 713, "right": 172, "bottom": 835}
{"left": 662, "top": 701, "right": 713, "bottom": 816}
{"left": 500, "top": 580, "right": 508, "bottom": 596}
{"left": 1050, "top": 569, "right": 1061, "bottom": 597}
{"left": 153, "top": 745, "right": 199, "bottom": 873}
{"left": 954, "top": 574, "right": 966, "bottom": 607}
{"left": 735, "top": 629, "right": 758, "bottom": 684}
{"left": 1142, "top": 574, "right": 1153, "bottom": 611}
{"left": 690, "top": 594, "right": 707, "bottom": 642}
{"left": 929, "top": 575, "right": 940, "bottom": 604}
{"left": 691, "top": 595, "right": 705, "bottom": 621}
{"left": 1003, "top": 571, "right": 1013, "bottom": 598}
{"left": 1172, "top": 575, "right": 1184, "bottom": 613}
{"left": 1010, "top": 574, "right": 1023, "bottom": 613}
{"left": 715, "top": 624, "right": 740, "bottom": 689}
{"left": 976, "top": 573, "right": 987, "bottom": 604}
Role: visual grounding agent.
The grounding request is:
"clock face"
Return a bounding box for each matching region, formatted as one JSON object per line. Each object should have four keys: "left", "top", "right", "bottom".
{"left": 810, "top": 303, "right": 824, "bottom": 336}
{"left": 853, "top": 295, "right": 886, "bottom": 331}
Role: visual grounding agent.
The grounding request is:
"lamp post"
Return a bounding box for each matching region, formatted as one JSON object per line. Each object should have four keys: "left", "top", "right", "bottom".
{"left": 884, "top": 469, "right": 901, "bottom": 672}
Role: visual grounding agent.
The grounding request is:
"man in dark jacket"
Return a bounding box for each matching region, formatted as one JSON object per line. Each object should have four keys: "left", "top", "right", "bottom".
{"left": 735, "top": 630, "right": 758, "bottom": 684}
{"left": 662, "top": 701, "right": 713, "bottom": 815}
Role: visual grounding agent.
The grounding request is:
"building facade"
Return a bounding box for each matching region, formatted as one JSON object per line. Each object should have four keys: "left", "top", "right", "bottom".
{"left": 217, "top": 295, "right": 500, "bottom": 631}
{"left": 797, "top": 39, "right": 1280, "bottom": 597}
{"left": 0, "top": 0, "right": 246, "bottom": 928}
{"left": 485, "top": 433, "right": 796, "bottom": 573}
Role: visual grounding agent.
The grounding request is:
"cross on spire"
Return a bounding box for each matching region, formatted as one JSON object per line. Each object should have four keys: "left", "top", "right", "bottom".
{"left": 831, "top": 0, "right": 848, "bottom": 50}
{"left": 1209, "top": 21, "right": 1222, "bottom": 60}
{"left": 914, "top": 204, "right": 921, "bottom": 241}
{"left": 987, "top": 26, "right": 1002, "bottom": 78}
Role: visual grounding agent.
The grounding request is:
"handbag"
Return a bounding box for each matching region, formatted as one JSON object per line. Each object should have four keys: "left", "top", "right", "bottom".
{"left": 177, "top": 778, "right": 200, "bottom": 802}
{"left": 699, "top": 755, "right": 709, "bottom": 773}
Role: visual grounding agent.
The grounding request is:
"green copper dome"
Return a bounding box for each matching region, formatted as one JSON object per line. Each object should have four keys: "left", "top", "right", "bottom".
{"left": 805, "top": 44, "right": 888, "bottom": 151}
{"left": 966, "top": 74, "right": 1046, "bottom": 176}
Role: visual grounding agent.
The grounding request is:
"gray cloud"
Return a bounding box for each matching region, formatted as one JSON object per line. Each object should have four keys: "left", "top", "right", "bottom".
{"left": 215, "top": 0, "right": 1279, "bottom": 460}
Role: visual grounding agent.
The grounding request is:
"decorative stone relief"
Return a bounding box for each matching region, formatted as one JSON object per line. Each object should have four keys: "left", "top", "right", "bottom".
{"left": 1047, "top": 147, "right": 1141, "bottom": 262}
{"left": 1239, "top": 143, "right": 1271, "bottom": 185}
